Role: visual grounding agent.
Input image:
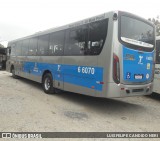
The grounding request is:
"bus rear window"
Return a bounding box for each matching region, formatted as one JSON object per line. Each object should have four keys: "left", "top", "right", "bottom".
{"left": 120, "top": 16, "right": 154, "bottom": 50}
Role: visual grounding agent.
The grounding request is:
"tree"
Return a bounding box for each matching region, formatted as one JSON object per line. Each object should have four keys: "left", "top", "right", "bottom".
{"left": 148, "top": 16, "right": 160, "bottom": 36}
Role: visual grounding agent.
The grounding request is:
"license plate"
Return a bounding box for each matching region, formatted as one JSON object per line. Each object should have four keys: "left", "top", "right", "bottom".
{"left": 134, "top": 74, "right": 143, "bottom": 79}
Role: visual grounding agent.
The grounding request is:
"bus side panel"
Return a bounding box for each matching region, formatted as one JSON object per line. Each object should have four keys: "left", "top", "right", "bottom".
{"left": 96, "top": 13, "right": 114, "bottom": 98}
{"left": 39, "top": 56, "right": 63, "bottom": 89}
{"left": 62, "top": 56, "right": 98, "bottom": 96}
{"left": 20, "top": 56, "right": 41, "bottom": 82}
{"left": 21, "top": 56, "right": 63, "bottom": 86}
{"left": 20, "top": 56, "right": 31, "bottom": 80}
{"left": 15, "top": 56, "right": 23, "bottom": 76}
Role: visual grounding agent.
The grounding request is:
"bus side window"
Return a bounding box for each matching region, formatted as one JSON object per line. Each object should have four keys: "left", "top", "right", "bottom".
{"left": 16, "top": 41, "right": 22, "bottom": 56}
{"left": 11, "top": 44, "right": 16, "bottom": 56}
{"left": 69, "top": 30, "right": 82, "bottom": 55}
{"left": 38, "top": 34, "right": 49, "bottom": 56}
{"left": 87, "top": 19, "right": 108, "bottom": 55}
{"left": 64, "top": 25, "right": 87, "bottom": 56}
{"left": 21, "top": 39, "right": 29, "bottom": 56}
{"left": 49, "top": 31, "right": 65, "bottom": 56}
{"left": 28, "top": 38, "right": 38, "bottom": 56}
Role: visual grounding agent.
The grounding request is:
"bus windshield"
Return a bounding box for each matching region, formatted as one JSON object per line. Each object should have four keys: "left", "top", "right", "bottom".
{"left": 120, "top": 16, "right": 154, "bottom": 49}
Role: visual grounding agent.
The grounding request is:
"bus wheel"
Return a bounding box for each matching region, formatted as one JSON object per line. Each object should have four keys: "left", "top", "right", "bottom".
{"left": 42, "top": 73, "right": 54, "bottom": 94}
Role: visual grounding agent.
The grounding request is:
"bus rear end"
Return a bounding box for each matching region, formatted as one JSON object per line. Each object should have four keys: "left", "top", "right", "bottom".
{"left": 108, "top": 11, "right": 155, "bottom": 97}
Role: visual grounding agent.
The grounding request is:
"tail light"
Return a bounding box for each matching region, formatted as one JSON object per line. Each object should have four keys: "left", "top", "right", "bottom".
{"left": 113, "top": 53, "right": 120, "bottom": 84}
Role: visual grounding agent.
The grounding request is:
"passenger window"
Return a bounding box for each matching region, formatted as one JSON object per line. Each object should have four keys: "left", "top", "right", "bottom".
{"left": 28, "top": 38, "right": 38, "bottom": 56}
{"left": 64, "top": 19, "right": 108, "bottom": 56}
{"left": 64, "top": 25, "right": 87, "bottom": 55}
{"left": 11, "top": 44, "right": 16, "bottom": 56}
{"left": 38, "top": 34, "right": 49, "bottom": 56}
{"left": 16, "top": 41, "right": 22, "bottom": 56}
{"left": 49, "top": 31, "right": 65, "bottom": 56}
{"left": 87, "top": 19, "right": 108, "bottom": 55}
{"left": 21, "top": 39, "right": 29, "bottom": 56}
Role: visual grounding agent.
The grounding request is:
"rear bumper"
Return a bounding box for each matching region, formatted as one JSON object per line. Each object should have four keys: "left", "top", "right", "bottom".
{"left": 106, "top": 82, "right": 153, "bottom": 98}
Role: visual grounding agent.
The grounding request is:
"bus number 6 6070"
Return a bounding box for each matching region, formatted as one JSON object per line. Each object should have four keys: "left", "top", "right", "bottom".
{"left": 78, "top": 67, "right": 95, "bottom": 75}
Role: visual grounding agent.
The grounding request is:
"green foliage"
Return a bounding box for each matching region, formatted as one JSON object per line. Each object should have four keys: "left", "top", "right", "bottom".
{"left": 148, "top": 16, "right": 160, "bottom": 36}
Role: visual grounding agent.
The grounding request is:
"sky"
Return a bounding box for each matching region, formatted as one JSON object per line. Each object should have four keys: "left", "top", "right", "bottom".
{"left": 0, "top": 0, "right": 160, "bottom": 47}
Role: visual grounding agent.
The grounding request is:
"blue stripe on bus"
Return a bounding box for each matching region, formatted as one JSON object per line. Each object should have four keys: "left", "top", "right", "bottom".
{"left": 23, "top": 62, "right": 104, "bottom": 91}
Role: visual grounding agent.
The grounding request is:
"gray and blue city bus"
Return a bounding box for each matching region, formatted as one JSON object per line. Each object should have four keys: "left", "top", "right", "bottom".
{"left": 6, "top": 11, "right": 155, "bottom": 98}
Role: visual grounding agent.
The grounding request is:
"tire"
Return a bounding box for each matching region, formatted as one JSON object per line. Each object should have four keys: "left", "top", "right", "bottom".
{"left": 42, "top": 73, "right": 54, "bottom": 94}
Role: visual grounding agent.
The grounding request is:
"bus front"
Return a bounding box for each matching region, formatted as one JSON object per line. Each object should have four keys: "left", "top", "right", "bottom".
{"left": 111, "top": 11, "right": 155, "bottom": 97}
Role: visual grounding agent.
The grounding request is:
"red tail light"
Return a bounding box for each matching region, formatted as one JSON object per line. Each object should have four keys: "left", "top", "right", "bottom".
{"left": 113, "top": 53, "right": 120, "bottom": 84}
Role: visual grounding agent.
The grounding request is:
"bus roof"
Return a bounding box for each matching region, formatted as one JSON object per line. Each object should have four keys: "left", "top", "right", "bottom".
{"left": 8, "top": 10, "right": 154, "bottom": 44}
{"left": 8, "top": 11, "right": 113, "bottom": 44}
